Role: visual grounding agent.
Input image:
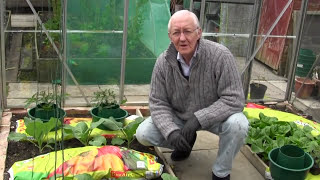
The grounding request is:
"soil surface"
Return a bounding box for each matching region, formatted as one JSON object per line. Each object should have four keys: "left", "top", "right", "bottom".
{"left": 4, "top": 112, "right": 166, "bottom": 180}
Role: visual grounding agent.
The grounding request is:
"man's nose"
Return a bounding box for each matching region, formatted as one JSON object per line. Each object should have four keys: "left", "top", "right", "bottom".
{"left": 179, "top": 32, "right": 186, "bottom": 40}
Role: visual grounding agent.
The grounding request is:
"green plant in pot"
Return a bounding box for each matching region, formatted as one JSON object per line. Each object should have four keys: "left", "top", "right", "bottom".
{"left": 25, "top": 91, "right": 67, "bottom": 126}
{"left": 90, "top": 88, "right": 128, "bottom": 130}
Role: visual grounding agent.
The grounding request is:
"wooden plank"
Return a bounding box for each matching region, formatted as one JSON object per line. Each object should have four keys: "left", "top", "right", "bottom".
{"left": 11, "top": 14, "right": 36, "bottom": 28}
{"left": 240, "top": 145, "right": 268, "bottom": 178}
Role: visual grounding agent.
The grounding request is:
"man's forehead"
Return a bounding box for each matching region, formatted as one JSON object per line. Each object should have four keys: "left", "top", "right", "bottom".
{"left": 171, "top": 16, "right": 195, "bottom": 29}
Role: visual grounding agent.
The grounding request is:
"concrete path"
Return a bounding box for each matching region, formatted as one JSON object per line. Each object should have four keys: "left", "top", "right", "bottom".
{"left": 158, "top": 131, "right": 264, "bottom": 180}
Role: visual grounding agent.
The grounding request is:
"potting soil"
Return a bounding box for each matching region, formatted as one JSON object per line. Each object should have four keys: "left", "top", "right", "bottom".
{"left": 8, "top": 145, "right": 163, "bottom": 179}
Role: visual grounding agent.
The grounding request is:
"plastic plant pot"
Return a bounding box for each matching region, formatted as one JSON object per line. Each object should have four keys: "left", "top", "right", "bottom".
{"left": 28, "top": 106, "right": 66, "bottom": 131}
{"left": 277, "top": 145, "right": 306, "bottom": 169}
{"left": 269, "top": 147, "right": 314, "bottom": 180}
{"left": 90, "top": 106, "right": 128, "bottom": 130}
{"left": 250, "top": 83, "right": 267, "bottom": 99}
{"left": 28, "top": 106, "right": 66, "bottom": 122}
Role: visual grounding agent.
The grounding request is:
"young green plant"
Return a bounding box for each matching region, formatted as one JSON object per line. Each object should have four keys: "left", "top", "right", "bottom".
{"left": 8, "top": 117, "right": 61, "bottom": 153}
{"left": 102, "top": 117, "right": 144, "bottom": 148}
{"left": 25, "top": 90, "right": 67, "bottom": 111}
{"left": 63, "top": 118, "right": 118, "bottom": 146}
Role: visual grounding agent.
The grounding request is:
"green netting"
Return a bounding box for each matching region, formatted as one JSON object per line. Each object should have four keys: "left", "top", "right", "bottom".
{"left": 66, "top": 0, "right": 171, "bottom": 85}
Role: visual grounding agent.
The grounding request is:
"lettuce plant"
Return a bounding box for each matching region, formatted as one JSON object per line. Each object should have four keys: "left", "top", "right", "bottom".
{"left": 246, "top": 112, "right": 320, "bottom": 166}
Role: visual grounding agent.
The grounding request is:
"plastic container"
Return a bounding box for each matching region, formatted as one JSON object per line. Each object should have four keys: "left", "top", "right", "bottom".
{"left": 269, "top": 147, "right": 314, "bottom": 180}
{"left": 250, "top": 83, "right": 267, "bottom": 99}
{"left": 90, "top": 107, "right": 128, "bottom": 130}
{"left": 28, "top": 106, "right": 66, "bottom": 122}
{"left": 296, "top": 49, "right": 316, "bottom": 77}
{"left": 277, "top": 145, "right": 305, "bottom": 169}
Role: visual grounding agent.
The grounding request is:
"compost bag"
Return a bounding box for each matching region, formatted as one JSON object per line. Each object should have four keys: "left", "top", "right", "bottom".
{"left": 8, "top": 146, "right": 163, "bottom": 180}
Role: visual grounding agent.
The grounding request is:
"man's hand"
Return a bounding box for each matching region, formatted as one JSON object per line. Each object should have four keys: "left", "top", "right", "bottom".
{"left": 181, "top": 115, "right": 201, "bottom": 143}
{"left": 167, "top": 130, "right": 191, "bottom": 152}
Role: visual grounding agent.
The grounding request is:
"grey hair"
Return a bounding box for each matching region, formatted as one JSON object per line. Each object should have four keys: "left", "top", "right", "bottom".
{"left": 168, "top": 10, "right": 200, "bottom": 32}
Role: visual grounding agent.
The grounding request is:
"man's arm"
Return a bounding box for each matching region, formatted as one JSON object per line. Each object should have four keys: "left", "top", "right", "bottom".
{"left": 149, "top": 55, "right": 180, "bottom": 139}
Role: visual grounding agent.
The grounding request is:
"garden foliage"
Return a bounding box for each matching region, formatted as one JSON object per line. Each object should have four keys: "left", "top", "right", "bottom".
{"left": 246, "top": 112, "right": 320, "bottom": 166}
{"left": 8, "top": 117, "right": 61, "bottom": 153}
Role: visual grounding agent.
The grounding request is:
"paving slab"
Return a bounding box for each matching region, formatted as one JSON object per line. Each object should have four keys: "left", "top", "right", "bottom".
{"left": 159, "top": 132, "right": 263, "bottom": 180}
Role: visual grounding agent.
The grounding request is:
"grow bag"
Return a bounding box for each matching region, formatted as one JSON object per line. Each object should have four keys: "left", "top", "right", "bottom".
{"left": 8, "top": 146, "right": 163, "bottom": 180}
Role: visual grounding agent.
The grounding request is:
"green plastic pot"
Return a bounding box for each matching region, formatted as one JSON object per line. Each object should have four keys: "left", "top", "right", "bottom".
{"left": 277, "top": 145, "right": 306, "bottom": 169}
{"left": 28, "top": 106, "right": 66, "bottom": 122}
{"left": 28, "top": 106, "right": 66, "bottom": 131}
{"left": 90, "top": 106, "right": 128, "bottom": 130}
{"left": 269, "top": 146, "right": 314, "bottom": 180}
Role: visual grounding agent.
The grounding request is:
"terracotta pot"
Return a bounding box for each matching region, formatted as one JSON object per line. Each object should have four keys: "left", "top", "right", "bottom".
{"left": 294, "top": 77, "right": 315, "bottom": 99}
{"left": 314, "top": 78, "right": 320, "bottom": 97}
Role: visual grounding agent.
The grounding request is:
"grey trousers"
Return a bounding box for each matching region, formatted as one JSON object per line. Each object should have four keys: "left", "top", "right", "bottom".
{"left": 135, "top": 112, "right": 249, "bottom": 178}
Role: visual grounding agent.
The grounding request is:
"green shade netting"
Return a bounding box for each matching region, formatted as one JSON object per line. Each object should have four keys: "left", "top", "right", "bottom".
{"left": 66, "top": 0, "right": 171, "bottom": 85}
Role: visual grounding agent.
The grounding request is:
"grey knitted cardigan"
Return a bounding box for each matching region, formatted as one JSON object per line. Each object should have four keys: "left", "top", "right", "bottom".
{"left": 149, "top": 39, "right": 245, "bottom": 139}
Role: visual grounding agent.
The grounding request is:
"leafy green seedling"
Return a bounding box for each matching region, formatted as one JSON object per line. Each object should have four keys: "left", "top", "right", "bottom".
{"left": 8, "top": 117, "right": 61, "bottom": 153}
{"left": 24, "top": 90, "right": 68, "bottom": 111}
{"left": 102, "top": 117, "right": 144, "bottom": 148}
{"left": 64, "top": 118, "right": 113, "bottom": 146}
{"left": 161, "top": 173, "right": 179, "bottom": 180}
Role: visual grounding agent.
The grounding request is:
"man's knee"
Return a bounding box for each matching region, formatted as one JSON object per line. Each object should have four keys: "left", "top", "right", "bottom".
{"left": 223, "top": 112, "right": 249, "bottom": 138}
{"left": 136, "top": 120, "right": 150, "bottom": 146}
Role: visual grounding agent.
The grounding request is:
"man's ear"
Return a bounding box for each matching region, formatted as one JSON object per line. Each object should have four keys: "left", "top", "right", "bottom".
{"left": 197, "top": 28, "right": 203, "bottom": 39}
{"left": 168, "top": 33, "right": 173, "bottom": 42}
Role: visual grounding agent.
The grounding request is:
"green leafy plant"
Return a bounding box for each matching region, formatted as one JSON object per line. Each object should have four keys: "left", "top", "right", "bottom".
{"left": 101, "top": 117, "right": 144, "bottom": 148}
{"left": 24, "top": 90, "right": 67, "bottom": 111}
{"left": 91, "top": 87, "right": 126, "bottom": 109}
{"left": 8, "top": 117, "right": 61, "bottom": 153}
{"left": 161, "top": 173, "right": 179, "bottom": 180}
{"left": 246, "top": 112, "right": 320, "bottom": 167}
{"left": 63, "top": 118, "right": 114, "bottom": 146}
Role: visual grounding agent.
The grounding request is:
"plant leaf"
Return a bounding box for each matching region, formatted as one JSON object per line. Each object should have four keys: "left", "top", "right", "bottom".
{"left": 161, "top": 173, "right": 179, "bottom": 180}
{"left": 73, "top": 122, "right": 89, "bottom": 140}
{"left": 7, "top": 132, "right": 28, "bottom": 141}
{"left": 100, "top": 117, "right": 122, "bottom": 130}
{"left": 111, "top": 137, "right": 125, "bottom": 146}
{"left": 123, "top": 117, "right": 144, "bottom": 142}
{"left": 25, "top": 121, "right": 45, "bottom": 141}
{"left": 74, "top": 174, "right": 94, "bottom": 180}
{"left": 89, "top": 136, "right": 106, "bottom": 146}
{"left": 118, "top": 177, "right": 132, "bottom": 180}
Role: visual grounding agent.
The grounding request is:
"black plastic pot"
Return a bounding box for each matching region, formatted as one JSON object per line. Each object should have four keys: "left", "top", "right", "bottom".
{"left": 250, "top": 83, "right": 267, "bottom": 99}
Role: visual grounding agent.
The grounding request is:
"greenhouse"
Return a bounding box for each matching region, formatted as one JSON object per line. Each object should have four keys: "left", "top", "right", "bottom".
{"left": 0, "top": 0, "right": 320, "bottom": 179}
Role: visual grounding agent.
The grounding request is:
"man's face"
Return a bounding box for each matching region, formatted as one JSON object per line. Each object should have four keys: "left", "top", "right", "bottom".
{"left": 168, "top": 15, "right": 202, "bottom": 60}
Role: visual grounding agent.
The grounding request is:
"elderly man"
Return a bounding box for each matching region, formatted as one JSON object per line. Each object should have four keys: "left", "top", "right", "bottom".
{"left": 136, "top": 10, "right": 248, "bottom": 180}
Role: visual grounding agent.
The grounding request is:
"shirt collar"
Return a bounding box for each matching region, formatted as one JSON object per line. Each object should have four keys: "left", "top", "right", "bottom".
{"left": 176, "top": 45, "right": 199, "bottom": 65}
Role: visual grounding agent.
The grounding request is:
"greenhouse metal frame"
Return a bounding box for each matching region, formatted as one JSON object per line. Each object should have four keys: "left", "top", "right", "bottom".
{"left": 0, "top": 0, "right": 318, "bottom": 109}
